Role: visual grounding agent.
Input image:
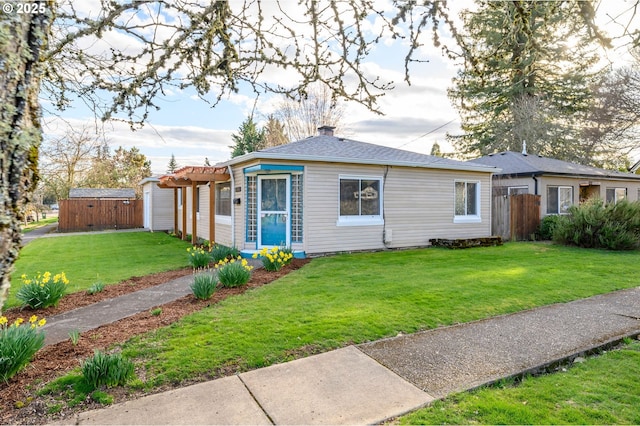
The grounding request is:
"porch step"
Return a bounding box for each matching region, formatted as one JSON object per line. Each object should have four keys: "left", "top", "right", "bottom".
{"left": 240, "top": 249, "right": 307, "bottom": 259}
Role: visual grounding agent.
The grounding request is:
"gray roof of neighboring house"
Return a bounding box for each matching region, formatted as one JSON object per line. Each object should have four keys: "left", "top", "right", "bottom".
{"left": 224, "top": 135, "right": 498, "bottom": 173}
{"left": 469, "top": 151, "right": 640, "bottom": 181}
{"left": 68, "top": 188, "right": 136, "bottom": 199}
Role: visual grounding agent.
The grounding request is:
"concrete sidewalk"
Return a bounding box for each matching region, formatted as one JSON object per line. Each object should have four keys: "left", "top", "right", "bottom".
{"left": 70, "top": 286, "right": 640, "bottom": 425}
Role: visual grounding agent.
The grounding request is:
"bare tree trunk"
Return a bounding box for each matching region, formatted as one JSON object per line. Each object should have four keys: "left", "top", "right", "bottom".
{"left": 0, "top": 4, "right": 52, "bottom": 314}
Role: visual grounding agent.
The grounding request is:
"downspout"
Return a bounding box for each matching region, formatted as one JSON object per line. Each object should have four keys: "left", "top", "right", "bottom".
{"left": 532, "top": 174, "right": 538, "bottom": 195}
{"left": 228, "top": 165, "right": 236, "bottom": 248}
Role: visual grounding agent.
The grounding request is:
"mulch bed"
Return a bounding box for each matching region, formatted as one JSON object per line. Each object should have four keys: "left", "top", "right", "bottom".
{"left": 0, "top": 259, "right": 310, "bottom": 424}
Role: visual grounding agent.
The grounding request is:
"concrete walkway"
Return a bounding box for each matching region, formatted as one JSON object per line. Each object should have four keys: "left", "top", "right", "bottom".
{"left": 60, "top": 285, "right": 639, "bottom": 425}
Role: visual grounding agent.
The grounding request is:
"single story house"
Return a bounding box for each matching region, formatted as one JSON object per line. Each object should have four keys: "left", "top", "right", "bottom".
{"left": 141, "top": 177, "right": 175, "bottom": 231}
{"left": 157, "top": 126, "right": 499, "bottom": 256}
{"left": 469, "top": 151, "right": 640, "bottom": 216}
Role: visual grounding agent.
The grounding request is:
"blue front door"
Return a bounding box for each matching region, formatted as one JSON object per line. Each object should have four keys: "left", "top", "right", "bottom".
{"left": 258, "top": 175, "right": 290, "bottom": 247}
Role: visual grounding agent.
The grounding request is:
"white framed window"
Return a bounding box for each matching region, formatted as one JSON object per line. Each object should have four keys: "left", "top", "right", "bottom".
{"left": 508, "top": 186, "right": 529, "bottom": 195}
{"left": 177, "top": 188, "right": 182, "bottom": 208}
{"left": 606, "top": 187, "right": 627, "bottom": 205}
{"left": 454, "top": 180, "right": 481, "bottom": 223}
{"left": 547, "top": 186, "right": 573, "bottom": 214}
{"left": 337, "top": 175, "right": 384, "bottom": 226}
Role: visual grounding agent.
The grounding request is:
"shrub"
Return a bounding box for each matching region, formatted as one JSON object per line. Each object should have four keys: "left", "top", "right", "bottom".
{"left": 191, "top": 272, "right": 218, "bottom": 300}
{"left": 16, "top": 272, "right": 69, "bottom": 309}
{"left": 537, "top": 215, "right": 561, "bottom": 240}
{"left": 187, "top": 246, "right": 212, "bottom": 269}
{"left": 253, "top": 247, "right": 294, "bottom": 272}
{"left": 0, "top": 315, "right": 46, "bottom": 382}
{"left": 210, "top": 244, "right": 240, "bottom": 263}
{"left": 216, "top": 257, "right": 253, "bottom": 288}
{"left": 81, "top": 350, "right": 135, "bottom": 388}
{"left": 553, "top": 198, "right": 640, "bottom": 250}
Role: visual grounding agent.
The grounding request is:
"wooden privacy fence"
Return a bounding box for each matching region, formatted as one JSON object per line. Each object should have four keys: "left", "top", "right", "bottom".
{"left": 58, "top": 199, "right": 143, "bottom": 232}
{"left": 492, "top": 193, "right": 541, "bottom": 241}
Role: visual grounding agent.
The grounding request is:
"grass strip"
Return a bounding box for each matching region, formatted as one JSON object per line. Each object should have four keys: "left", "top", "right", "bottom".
{"left": 8, "top": 232, "right": 192, "bottom": 308}
{"left": 399, "top": 340, "right": 640, "bottom": 425}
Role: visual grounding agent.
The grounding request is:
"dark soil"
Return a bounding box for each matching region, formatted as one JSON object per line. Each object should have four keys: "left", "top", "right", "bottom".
{"left": 0, "top": 259, "right": 310, "bottom": 424}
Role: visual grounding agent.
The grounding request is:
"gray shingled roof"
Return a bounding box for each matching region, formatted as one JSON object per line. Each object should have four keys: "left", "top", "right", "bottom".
{"left": 226, "top": 135, "right": 497, "bottom": 173}
{"left": 69, "top": 188, "right": 136, "bottom": 199}
{"left": 469, "top": 151, "right": 640, "bottom": 180}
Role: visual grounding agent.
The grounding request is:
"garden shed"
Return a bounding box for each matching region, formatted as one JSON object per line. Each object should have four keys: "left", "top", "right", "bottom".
{"left": 141, "top": 177, "right": 175, "bottom": 232}
{"left": 59, "top": 188, "right": 143, "bottom": 232}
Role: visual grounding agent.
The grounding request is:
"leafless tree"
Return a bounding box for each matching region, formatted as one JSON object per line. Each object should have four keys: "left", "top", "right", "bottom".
{"left": 273, "top": 83, "right": 347, "bottom": 140}
{"left": 40, "top": 125, "right": 105, "bottom": 201}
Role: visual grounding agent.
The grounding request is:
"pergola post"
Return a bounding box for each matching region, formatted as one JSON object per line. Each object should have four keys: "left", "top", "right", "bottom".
{"left": 209, "top": 183, "right": 216, "bottom": 244}
{"left": 181, "top": 186, "right": 187, "bottom": 241}
{"left": 173, "top": 188, "right": 178, "bottom": 235}
{"left": 191, "top": 181, "right": 197, "bottom": 245}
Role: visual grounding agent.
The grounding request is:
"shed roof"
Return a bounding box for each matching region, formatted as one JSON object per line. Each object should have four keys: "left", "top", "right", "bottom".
{"left": 224, "top": 135, "right": 497, "bottom": 173}
{"left": 68, "top": 188, "right": 136, "bottom": 199}
{"left": 469, "top": 151, "right": 640, "bottom": 181}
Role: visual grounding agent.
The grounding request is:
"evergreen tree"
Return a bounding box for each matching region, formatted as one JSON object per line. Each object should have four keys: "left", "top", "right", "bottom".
{"left": 167, "top": 154, "right": 179, "bottom": 173}
{"left": 448, "top": 0, "right": 603, "bottom": 161}
{"left": 230, "top": 117, "right": 266, "bottom": 158}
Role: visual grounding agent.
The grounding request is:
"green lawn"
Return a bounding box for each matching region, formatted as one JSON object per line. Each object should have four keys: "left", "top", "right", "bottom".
{"left": 7, "top": 232, "right": 192, "bottom": 309}
{"left": 121, "top": 243, "right": 640, "bottom": 388}
{"left": 399, "top": 340, "right": 640, "bottom": 425}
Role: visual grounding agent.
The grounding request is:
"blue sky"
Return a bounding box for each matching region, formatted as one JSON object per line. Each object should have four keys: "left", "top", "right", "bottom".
{"left": 42, "top": 1, "right": 638, "bottom": 175}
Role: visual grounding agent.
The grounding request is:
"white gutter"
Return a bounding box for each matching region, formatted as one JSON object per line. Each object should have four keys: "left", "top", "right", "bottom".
{"left": 222, "top": 152, "right": 500, "bottom": 174}
{"left": 228, "top": 164, "right": 236, "bottom": 248}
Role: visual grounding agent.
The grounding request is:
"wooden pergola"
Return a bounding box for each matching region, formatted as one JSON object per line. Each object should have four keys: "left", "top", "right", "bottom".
{"left": 158, "top": 166, "right": 230, "bottom": 244}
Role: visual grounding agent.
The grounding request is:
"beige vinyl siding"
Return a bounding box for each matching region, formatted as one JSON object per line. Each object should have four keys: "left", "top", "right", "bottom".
{"left": 304, "top": 163, "right": 492, "bottom": 254}
{"left": 229, "top": 159, "right": 493, "bottom": 255}
{"left": 304, "top": 163, "right": 384, "bottom": 253}
{"left": 145, "top": 182, "right": 174, "bottom": 231}
{"left": 383, "top": 167, "right": 492, "bottom": 248}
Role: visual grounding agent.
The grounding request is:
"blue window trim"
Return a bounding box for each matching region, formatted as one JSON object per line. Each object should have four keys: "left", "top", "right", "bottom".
{"left": 244, "top": 164, "right": 304, "bottom": 174}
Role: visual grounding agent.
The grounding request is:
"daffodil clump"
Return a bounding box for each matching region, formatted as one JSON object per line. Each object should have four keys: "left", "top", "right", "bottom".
{"left": 187, "top": 246, "right": 213, "bottom": 269}
{"left": 253, "top": 247, "right": 294, "bottom": 272}
{"left": 0, "top": 315, "right": 47, "bottom": 381}
{"left": 16, "top": 272, "right": 69, "bottom": 309}
{"left": 215, "top": 256, "right": 253, "bottom": 288}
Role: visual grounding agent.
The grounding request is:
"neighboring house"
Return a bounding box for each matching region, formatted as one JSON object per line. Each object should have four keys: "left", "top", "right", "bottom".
{"left": 60, "top": 188, "right": 142, "bottom": 232}
{"left": 157, "top": 126, "right": 497, "bottom": 256}
{"left": 469, "top": 151, "right": 640, "bottom": 217}
{"left": 141, "top": 177, "right": 175, "bottom": 231}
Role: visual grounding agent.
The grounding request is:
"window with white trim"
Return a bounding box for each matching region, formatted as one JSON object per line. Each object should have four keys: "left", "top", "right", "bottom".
{"left": 454, "top": 180, "right": 481, "bottom": 223}
{"left": 178, "top": 188, "right": 182, "bottom": 208}
{"left": 338, "top": 176, "right": 383, "bottom": 225}
{"left": 547, "top": 186, "right": 573, "bottom": 214}
{"left": 215, "top": 182, "right": 231, "bottom": 216}
{"left": 606, "top": 187, "right": 627, "bottom": 205}
{"left": 508, "top": 186, "right": 529, "bottom": 195}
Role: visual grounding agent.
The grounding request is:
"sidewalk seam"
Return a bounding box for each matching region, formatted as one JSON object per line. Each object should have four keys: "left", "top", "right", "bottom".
{"left": 237, "top": 373, "right": 275, "bottom": 425}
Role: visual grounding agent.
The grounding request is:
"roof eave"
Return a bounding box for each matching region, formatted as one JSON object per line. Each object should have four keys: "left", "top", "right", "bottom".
{"left": 223, "top": 152, "right": 499, "bottom": 174}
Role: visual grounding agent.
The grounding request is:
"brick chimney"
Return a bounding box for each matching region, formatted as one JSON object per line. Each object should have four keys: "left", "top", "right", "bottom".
{"left": 318, "top": 125, "right": 335, "bottom": 137}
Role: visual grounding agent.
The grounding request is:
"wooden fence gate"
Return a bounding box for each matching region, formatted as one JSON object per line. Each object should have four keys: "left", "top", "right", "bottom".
{"left": 59, "top": 199, "right": 143, "bottom": 232}
{"left": 492, "top": 193, "right": 541, "bottom": 241}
